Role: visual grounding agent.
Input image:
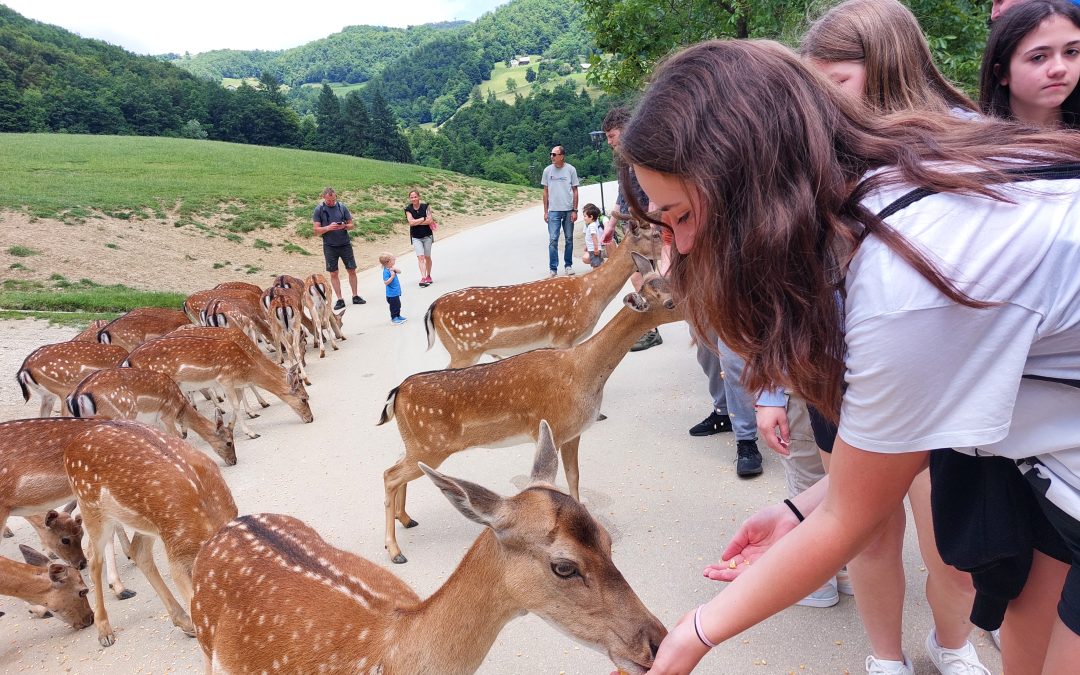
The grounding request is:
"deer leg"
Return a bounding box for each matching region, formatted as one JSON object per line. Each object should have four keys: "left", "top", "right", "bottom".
{"left": 559, "top": 436, "right": 582, "bottom": 501}
{"left": 236, "top": 388, "right": 261, "bottom": 419}
{"left": 293, "top": 332, "right": 311, "bottom": 385}
{"left": 394, "top": 482, "right": 418, "bottom": 529}
{"left": 248, "top": 386, "right": 271, "bottom": 409}
{"left": 83, "top": 510, "right": 116, "bottom": 647}
{"left": 103, "top": 536, "right": 136, "bottom": 600}
{"left": 37, "top": 391, "right": 57, "bottom": 417}
{"left": 160, "top": 410, "right": 186, "bottom": 440}
{"left": 225, "top": 387, "right": 259, "bottom": 439}
{"left": 128, "top": 533, "right": 193, "bottom": 635}
{"left": 383, "top": 459, "right": 425, "bottom": 564}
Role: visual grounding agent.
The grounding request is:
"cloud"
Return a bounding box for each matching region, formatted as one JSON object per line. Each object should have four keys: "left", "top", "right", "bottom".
{"left": 4, "top": 0, "right": 507, "bottom": 55}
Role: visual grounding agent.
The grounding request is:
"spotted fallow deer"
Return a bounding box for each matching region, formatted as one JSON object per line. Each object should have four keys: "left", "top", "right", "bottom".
{"left": 166, "top": 324, "right": 274, "bottom": 417}
{"left": 0, "top": 545, "right": 94, "bottom": 629}
{"left": 378, "top": 254, "right": 682, "bottom": 563}
{"left": 425, "top": 221, "right": 663, "bottom": 368}
{"left": 213, "top": 281, "right": 263, "bottom": 294}
{"left": 262, "top": 285, "right": 312, "bottom": 385}
{"left": 183, "top": 287, "right": 265, "bottom": 325}
{"left": 67, "top": 367, "right": 237, "bottom": 466}
{"left": 191, "top": 422, "right": 665, "bottom": 675}
{"left": 304, "top": 272, "right": 346, "bottom": 357}
{"left": 123, "top": 334, "right": 313, "bottom": 439}
{"left": 96, "top": 307, "right": 191, "bottom": 351}
{"left": 70, "top": 319, "right": 110, "bottom": 342}
{"left": 64, "top": 420, "right": 238, "bottom": 647}
{"left": 16, "top": 342, "right": 129, "bottom": 416}
{"left": 0, "top": 418, "right": 135, "bottom": 600}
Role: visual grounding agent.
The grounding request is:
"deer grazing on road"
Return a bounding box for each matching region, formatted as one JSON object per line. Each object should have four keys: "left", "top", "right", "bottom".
{"left": 0, "top": 418, "right": 136, "bottom": 600}
{"left": 191, "top": 421, "right": 665, "bottom": 675}
{"left": 425, "top": 221, "right": 663, "bottom": 367}
{"left": 378, "top": 254, "right": 682, "bottom": 563}
{"left": 304, "top": 272, "right": 346, "bottom": 357}
{"left": 0, "top": 545, "right": 94, "bottom": 630}
{"left": 200, "top": 296, "right": 276, "bottom": 352}
{"left": 64, "top": 420, "right": 238, "bottom": 647}
{"left": 123, "top": 334, "right": 313, "bottom": 439}
{"left": 96, "top": 307, "right": 191, "bottom": 351}
{"left": 67, "top": 367, "right": 237, "bottom": 466}
{"left": 17, "top": 342, "right": 129, "bottom": 416}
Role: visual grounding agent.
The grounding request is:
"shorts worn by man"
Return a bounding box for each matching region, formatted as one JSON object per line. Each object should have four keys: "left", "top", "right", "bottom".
{"left": 313, "top": 187, "right": 365, "bottom": 309}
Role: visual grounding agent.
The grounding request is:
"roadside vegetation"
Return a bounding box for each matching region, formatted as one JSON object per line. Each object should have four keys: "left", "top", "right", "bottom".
{"left": 0, "top": 277, "right": 186, "bottom": 327}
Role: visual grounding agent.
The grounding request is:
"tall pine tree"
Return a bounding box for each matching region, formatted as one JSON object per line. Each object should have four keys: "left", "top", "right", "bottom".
{"left": 366, "top": 85, "right": 412, "bottom": 163}
{"left": 314, "top": 84, "right": 342, "bottom": 153}
{"left": 340, "top": 91, "right": 371, "bottom": 158}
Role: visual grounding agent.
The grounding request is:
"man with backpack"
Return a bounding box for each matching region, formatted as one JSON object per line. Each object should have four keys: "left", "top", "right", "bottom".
{"left": 313, "top": 186, "right": 365, "bottom": 309}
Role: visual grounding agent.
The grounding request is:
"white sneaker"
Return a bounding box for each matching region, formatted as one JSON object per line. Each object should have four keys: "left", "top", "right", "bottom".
{"left": 925, "top": 630, "right": 991, "bottom": 675}
{"left": 795, "top": 578, "right": 839, "bottom": 608}
{"left": 565, "top": 267, "right": 575, "bottom": 276}
{"left": 836, "top": 566, "right": 854, "bottom": 595}
{"left": 865, "top": 654, "right": 913, "bottom": 675}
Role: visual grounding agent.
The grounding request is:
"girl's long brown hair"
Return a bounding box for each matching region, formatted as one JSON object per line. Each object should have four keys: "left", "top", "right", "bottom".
{"left": 619, "top": 39, "right": 1080, "bottom": 420}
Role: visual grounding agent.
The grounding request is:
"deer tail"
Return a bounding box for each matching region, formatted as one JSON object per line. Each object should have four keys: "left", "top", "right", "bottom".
{"left": 377, "top": 386, "right": 399, "bottom": 426}
{"left": 424, "top": 302, "right": 437, "bottom": 352}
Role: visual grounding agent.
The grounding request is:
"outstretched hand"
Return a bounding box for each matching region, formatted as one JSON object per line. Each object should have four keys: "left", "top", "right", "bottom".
{"left": 703, "top": 502, "right": 799, "bottom": 582}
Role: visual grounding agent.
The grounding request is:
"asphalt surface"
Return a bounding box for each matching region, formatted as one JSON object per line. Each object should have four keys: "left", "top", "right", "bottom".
{"left": 0, "top": 182, "right": 1001, "bottom": 674}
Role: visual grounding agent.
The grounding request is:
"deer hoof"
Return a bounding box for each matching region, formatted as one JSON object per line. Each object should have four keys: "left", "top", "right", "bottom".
{"left": 115, "top": 589, "right": 137, "bottom": 600}
{"left": 181, "top": 430, "right": 189, "bottom": 439}
{"left": 245, "top": 412, "right": 261, "bottom": 419}
{"left": 597, "top": 412, "right": 608, "bottom": 421}
{"left": 2, "top": 526, "right": 13, "bottom": 538}
{"left": 391, "top": 553, "right": 408, "bottom": 564}
{"left": 403, "top": 518, "right": 419, "bottom": 529}
{"left": 99, "top": 630, "right": 116, "bottom": 648}
{"left": 259, "top": 401, "right": 270, "bottom": 409}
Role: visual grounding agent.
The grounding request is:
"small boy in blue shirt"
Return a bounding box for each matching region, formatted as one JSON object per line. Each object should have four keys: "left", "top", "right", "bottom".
{"left": 380, "top": 252, "right": 406, "bottom": 324}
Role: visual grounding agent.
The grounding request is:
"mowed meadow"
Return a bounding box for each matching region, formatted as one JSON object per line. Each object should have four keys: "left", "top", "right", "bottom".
{"left": 0, "top": 133, "right": 536, "bottom": 323}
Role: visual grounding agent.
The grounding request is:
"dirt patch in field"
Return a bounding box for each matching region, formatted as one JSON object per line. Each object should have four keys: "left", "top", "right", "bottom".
{"left": 0, "top": 192, "right": 534, "bottom": 294}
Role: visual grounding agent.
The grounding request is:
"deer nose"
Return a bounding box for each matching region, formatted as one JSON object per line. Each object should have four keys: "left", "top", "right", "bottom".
{"left": 78, "top": 560, "right": 87, "bottom": 571}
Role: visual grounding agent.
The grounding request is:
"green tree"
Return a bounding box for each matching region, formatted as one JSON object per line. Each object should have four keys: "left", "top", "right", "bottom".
{"left": 505, "top": 77, "right": 518, "bottom": 93}
{"left": 340, "top": 90, "right": 371, "bottom": 157}
{"left": 180, "top": 119, "right": 208, "bottom": 139}
{"left": 525, "top": 67, "right": 536, "bottom": 83}
{"left": 314, "top": 83, "right": 342, "bottom": 152}
{"left": 367, "top": 86, "right": 413, "bottom": 163}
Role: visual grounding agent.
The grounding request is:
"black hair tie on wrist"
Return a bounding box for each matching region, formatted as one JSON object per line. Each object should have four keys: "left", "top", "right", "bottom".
{"left": 783, "top": 498, "right": 806, "bottom": 523}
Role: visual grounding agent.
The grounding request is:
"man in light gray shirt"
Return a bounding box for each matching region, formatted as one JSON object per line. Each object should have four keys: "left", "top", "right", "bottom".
{"left": 541, "top": 145, "right": 580, "bottom": 276}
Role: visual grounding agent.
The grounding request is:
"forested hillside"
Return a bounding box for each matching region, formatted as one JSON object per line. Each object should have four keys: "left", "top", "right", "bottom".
{"left": 376, "top": 0, "right": 593, "bottom": 124}
{"left": 170, "top": 22, "right": 466, "bottom": 85}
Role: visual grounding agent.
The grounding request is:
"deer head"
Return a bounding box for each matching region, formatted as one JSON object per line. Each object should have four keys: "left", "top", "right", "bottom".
{"left": 18, "top": 545, "right": 94, "bottom": 629}
{"left": 211, "top": 407, "right": 237, "bottom": 466}
{"left": 625, "top": 252, "right": 678, "bottom": 313}
{"left": 419, "top": 421, "right": 666, "bottom": 674}
{"left": 284, "top": 365, "right": 314, "bottom": 422}
{"left": 41, "top": 507, "right": 87, "bottom": 570}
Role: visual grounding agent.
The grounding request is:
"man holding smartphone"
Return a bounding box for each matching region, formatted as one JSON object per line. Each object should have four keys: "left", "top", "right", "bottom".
{"left": 313, "top": 186, "right": 365, "bottom": 309}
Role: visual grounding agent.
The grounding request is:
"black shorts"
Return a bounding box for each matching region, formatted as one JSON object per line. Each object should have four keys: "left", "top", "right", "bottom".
{"left": 806, "top": 404, "right": 837, "bottom": 453}
{"left": 323, "top": 244, "right": 356, "bottom": 272}
{"left": 930, "top": 450, "right": 1072, "bottom": 632}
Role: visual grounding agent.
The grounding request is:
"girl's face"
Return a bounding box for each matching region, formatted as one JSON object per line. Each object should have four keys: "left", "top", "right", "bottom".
{"left": 409, "top": 192, "right": 420, "bottom": 205}
{"left": 633, "top": 165, "right": 702, "bottom": 255}
{"left": 1001, "top": 15, "right": 1080, "bottom": 124}
{"left": 810, "top": 59, "right": 867, "bottom": 100}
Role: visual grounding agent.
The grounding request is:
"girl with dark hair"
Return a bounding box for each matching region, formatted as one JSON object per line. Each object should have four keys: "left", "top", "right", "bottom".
{"left": 980, "top": 0, "right": 1080, "bottom": 127}
{"left": 621, "top": 39, "right": 1080, "bottom": 674}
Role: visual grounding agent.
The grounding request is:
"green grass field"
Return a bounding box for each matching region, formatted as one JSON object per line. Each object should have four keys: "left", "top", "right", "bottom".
{"left": 299, "top": 81, "right": 367, "bottom": 96}
{"left": 0, "top": 277, "right": 186, "bottom": 326}
{"left": 0, "top": 134, "right": 534, "bottom": 238}
{"left": 476, "top": 57, "right": 602, "bottom": 104}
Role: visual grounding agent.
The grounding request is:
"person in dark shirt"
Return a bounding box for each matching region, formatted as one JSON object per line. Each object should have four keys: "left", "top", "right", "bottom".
{"left": 404, "top": 189, "right": 436, "bottom": 287}
{"left": 312, "top": 187, "right": 365, "bottom": 309}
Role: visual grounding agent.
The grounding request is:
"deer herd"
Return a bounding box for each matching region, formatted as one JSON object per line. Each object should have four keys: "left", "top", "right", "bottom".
{"left": 0, "top": 221, "right": 679, "bottom": 674}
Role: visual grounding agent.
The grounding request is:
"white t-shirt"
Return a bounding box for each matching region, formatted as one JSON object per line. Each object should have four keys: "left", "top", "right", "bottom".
{"left": 838, "top": 173, "right": 1080, "bottom": 518}
{"left": 584, "top": 220, "right": 601, "bottom": 252}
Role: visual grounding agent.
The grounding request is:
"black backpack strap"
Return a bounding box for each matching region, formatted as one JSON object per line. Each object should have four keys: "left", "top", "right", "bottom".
{"left": 875, "top": 162, "right": 1080, "bottom": 219}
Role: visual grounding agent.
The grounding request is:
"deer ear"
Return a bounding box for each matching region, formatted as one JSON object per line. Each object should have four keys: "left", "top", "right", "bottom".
{"left": 623, "top": 291, "right": 649, "bottom": 312}
{"left": 45, "top": 510, "right": 59, "bottom": 527}
{"left": 47, "top": 563, "right": 68, "bottom": 584}
{"left": 529, "top": 420, "right": 559, "bottom": 485}
{"left": 631, "top": 251, "right": 652, "bottom": 276}
{"left": 419, "top": 463, "right": 505, "bottom": 528}
{"left": 20, "top": 545, "right": 51, "bottom": 568}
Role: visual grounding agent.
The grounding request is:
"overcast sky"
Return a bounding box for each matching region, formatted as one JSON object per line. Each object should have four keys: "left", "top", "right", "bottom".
{"left": 4, "top": 0, "right": 509, "bottom": 55}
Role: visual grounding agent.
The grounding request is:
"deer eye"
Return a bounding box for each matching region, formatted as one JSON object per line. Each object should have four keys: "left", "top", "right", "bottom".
{"left": 78, "top": 589, "right": 89, "bottom": 597}
{"left": 551, "top": 561, "right": 579, "bottom": 579}
{"left": 61, "top": 538, "right": 71, "bottom": 545}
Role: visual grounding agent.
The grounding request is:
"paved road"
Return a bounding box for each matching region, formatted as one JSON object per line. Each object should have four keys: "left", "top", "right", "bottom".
{"left": 0, "top": 182, "right": 1001, "bottom": 674}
